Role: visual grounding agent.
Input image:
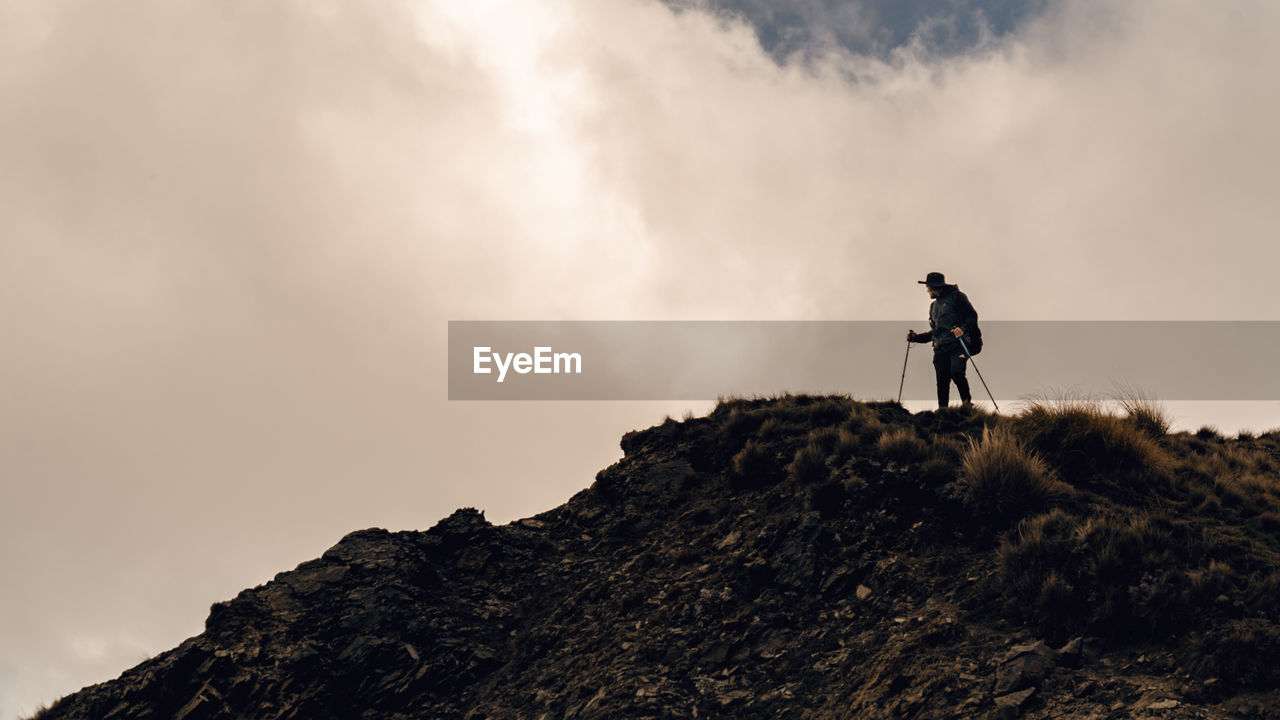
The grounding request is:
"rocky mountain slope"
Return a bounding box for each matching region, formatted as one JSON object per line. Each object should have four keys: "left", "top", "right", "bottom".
{"left": 32, "top": 396, "right": 1280, "bottom": 719}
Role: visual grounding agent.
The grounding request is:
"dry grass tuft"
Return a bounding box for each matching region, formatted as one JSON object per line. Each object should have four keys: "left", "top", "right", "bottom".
{"left": 1014, "top": 394, "right": 1171, "bottom": 488}
{"left": 730, "top": 440, "right": 780, "bottom": 489}
{"left": 1187, "top": 560, "right": 1237, "bottom": 602}
{"left": 876, "top": 428, "right": 929, "bottom": 464}
{"left": 807, "top": 426, "right": 843, "bottom": 455}
{"left": 961, "top": 426, "right": 1072, "bottom": 521}
{"left": 1192, "top": 620, "right": 1280, "bottom": 687}
{"left": 831, "top": 428, "right": 862, "bottom": 466}
{"left": 788, "top": 442, "right": 829, "bottom": 485}
{"left": 1112, "top": 385, "right": 1172, "bottom": 437}
{"left": 997, "top": 509, "right": 1080, "bottom": 600}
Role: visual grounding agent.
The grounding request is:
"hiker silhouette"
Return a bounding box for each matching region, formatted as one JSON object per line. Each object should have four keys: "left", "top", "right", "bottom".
{"left": 907, "top": 272, "right": 981, "bottom": 408}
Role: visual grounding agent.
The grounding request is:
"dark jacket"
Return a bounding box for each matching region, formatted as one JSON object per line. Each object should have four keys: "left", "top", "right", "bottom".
{"left": 912, "top": 285, "right": 979, "bottom": 355}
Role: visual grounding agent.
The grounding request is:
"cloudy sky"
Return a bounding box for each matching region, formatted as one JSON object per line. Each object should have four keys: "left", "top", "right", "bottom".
{"left": 3, "top": 0, "right": 1280, "bottom": 715}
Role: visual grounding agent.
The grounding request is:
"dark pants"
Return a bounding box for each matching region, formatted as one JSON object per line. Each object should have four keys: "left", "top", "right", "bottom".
{"left": 933, "top": 351, "right": 971, "bottom": 407}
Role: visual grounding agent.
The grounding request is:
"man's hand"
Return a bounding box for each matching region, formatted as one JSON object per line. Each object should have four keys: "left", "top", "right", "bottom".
{"left": 951, "top": 327, "right": 964, "bottom": 338}
{"left": 907, "top": 330, "right": 916, "bottom": 341}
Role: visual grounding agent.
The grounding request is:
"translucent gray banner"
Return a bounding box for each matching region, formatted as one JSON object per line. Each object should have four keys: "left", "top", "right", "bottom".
{"left": 448, "top": 321, "right": 1280, "bottom": 401}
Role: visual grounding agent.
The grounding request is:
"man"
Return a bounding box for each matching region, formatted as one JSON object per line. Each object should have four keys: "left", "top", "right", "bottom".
{"left": 907, "top": 272, "right": 980, "bottom": 408}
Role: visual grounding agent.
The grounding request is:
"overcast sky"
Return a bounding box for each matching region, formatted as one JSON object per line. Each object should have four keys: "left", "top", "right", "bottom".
{"left": 3, "top": 0, "right": 1280, "bottom": 716}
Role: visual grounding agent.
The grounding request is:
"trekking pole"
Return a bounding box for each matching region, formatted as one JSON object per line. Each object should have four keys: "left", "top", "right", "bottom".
{"left": 897, "top": 338, "right": 911, "bottom": 404}
{"left": 957, "top": 336, "right": 998, "bottom": 412}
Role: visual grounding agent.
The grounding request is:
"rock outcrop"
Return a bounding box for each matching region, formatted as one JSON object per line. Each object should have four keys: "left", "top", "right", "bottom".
{"left": 32, "top": 397, "right": 1280, "bottom": 719}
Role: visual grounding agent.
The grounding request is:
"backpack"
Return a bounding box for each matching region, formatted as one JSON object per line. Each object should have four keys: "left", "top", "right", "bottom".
{"left": 959, "top": 292, "right": 982, "bottom": 355}
{"left": 965, "top": 326, "right": 983, "bottom": 356}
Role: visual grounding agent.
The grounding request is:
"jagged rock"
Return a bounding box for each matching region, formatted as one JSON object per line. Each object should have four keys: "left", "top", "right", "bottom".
{"left": 429, "top": 507, "right": 491, "bottom": 539}
{"left": 1055, "top": 637, "right": 1085, "bottom": 668}
{"left": 28, "top": 398, "right": 1280, "bottom": 720}
{"left": 992, "top": 686, "right": 1035, "bottom": 718}
{"left": 994, "top": 641, "right": 1058, "bottom": 694}
{"left": 716, "top": 530, "right": 742, "bottom": 550}
{"left": 717, "top": 688, "right": 753, "bottom": 706}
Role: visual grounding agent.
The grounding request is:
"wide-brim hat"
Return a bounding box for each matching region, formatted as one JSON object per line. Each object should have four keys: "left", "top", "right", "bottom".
{"left": 918, "top": 272, "right": 946, "bottom": 287}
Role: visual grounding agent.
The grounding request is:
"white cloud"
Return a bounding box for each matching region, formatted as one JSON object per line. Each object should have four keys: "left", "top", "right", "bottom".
{"left": 2, "top": 0, "right": 1279, "bottom": 712}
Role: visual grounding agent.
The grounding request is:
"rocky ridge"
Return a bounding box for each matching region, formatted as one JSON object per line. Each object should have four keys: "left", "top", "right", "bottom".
{"left": 31, "top": 396, "right": 1280, "bottom": 719}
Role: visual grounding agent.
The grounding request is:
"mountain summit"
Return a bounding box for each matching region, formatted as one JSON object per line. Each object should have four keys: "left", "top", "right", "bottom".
{"left": 31, "top": 396, "right": 1280, "bottom": 719}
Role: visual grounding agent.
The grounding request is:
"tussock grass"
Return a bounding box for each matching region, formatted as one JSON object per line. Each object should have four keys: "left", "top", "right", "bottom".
{"left": 1112, "top": 385, "right": 1172, "bottom": 437}
{"left": 1013, "top": 393, "right": 1171, "bottom": 489}
{"left": 788, "top": 442, "right": 828, "bottom": 485}
{"left": 998, "top": 509, "right": 1169, "bottom": 640}
{"left": 840, "top": 405, "right": 888, "bottom": 447}
{"left": 1187, "top": 560, "right": 1236, "bottom": 602}
{"left": 757, "top": 416, "right": 806, "bottom": 442}
{"left": 1191, "top": 620, "right": 1280, "bottom": 687}
{"left": 1196, "top": 425, "right": 1221, "bottom": 440}
{"left": 919, "top": 456, "right": 957, "bottom": 485}
{"left": 997, "top": 508, "right": 1080, "bottom": 600}
{"left": 929, "top": 435, "right": 965, "bottom": 462}
{"left": 714, "top": 393, "right": 857, "bottom": 426}
{"left": 711, "top": 394, "right": 863, "bottom": 464}
{"left": 876, "top": 428, "right": 929, "bottom": 464}
{"left": 960, "top": 426, "right": 1072, "bottom": 521}
{"left": 716, "top": 406, "right": 765, "bottom": 455}
{"left": 1074, "top": 513, "right": 1169, "bottom": 586}
{"left": 830, "top": 428, "right": 862, "bottom": 466}
{"left": 1173, "top": 440, "right": 1280, "bottom": 520}
{"left": 783, "top": 394, "right": 859, "bottom": 427}
{"left": 698, "top": 393, "right": 1280, "bottom": 685}
{"left": 730, "top": 440, "right": 780, "bottom": 489}
{"left": 807, "top": 426, "right": 842, "bottom": 454}
{"left": 997, "top": 496, "right": 1280, "bottom": 647}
